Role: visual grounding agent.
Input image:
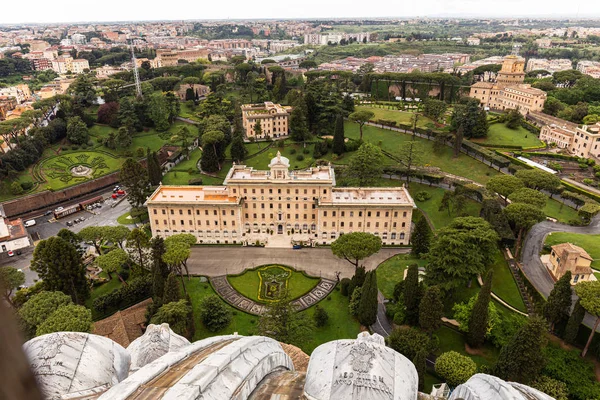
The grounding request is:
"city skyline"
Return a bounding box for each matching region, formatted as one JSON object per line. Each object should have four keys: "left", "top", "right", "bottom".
{"left": 1, "top": 0, "right": 598, "bottom": 25}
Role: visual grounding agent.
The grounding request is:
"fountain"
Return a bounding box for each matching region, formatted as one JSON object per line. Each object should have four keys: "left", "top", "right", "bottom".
{"left": 70, "top": 165, "right": 93, "bottom": 177}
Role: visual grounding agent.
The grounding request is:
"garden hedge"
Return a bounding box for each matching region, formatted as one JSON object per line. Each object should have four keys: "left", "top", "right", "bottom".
{"left": 92, "top": 276, "right": 152, "bottom": 317}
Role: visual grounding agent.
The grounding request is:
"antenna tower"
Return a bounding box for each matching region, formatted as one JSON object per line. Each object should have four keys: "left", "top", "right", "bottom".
{"left": 130, "top": 39, "right": 143, "bottom": 98}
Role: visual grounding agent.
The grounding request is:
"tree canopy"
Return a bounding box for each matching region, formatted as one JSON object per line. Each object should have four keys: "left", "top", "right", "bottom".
{"left": 331, "top": 232, "right": 382, "bottom": 269}
{"left": 345, "top": 142, "right": 384, "bottom": 186}
{"left": 574, "top": 281, "right": 600, "bottom": 357}
{"left": 35, "top": 304, "right": 92, "bottom": 336}
{"left": 0, "top": 266, "right": 25, "bottom": 306}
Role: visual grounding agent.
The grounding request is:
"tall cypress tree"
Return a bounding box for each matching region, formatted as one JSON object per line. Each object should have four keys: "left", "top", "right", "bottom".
{"left": 163, "top": 273, "right": 182, "bottom": 304}
{"left": 563, "top": 299, "right": 585, "bottom": 344}
{"left": 468, "top": 269, "right": 493, "bottom": 348}
{"left": 230, "top": 132, "right": 247, "bottom": 163}
{"left": 333, "top": 114, "right": 345, "bottom": 155}
{"left": 410, "top": 216, "right": 431, "bottom": 257}
{"left": 419, "top": 286, "right": 443, "bottom": 336}
{"left": 543, "top": 271, "right": 573, "bottom": 332}
{"left": 494, "top": 316, "right": 547, "bottom": 384}
{"left": 151, "top": 237, "right": 169, "bottom": 300}
{"left": 348, "top": 266, "right": 366, "bottom": 299}
{"left": 404, "top": 264, "right": 420, "bottom": 325}
{"left": 413, "top": 349, "right": 427, "bottom": 391}
{"left": 147, "top": 148, "right": 162, "bottom": 186}
{"left": 358, "top": 270, "right": 378, "bottom": 326}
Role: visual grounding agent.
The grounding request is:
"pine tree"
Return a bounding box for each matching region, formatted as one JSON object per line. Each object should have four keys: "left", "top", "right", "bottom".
{"left": 494, "top": 316, "right": 547, "bottom": 384}
{"left": 347, "top": 266, "right": 366, "bottom": 299}
{"left": 147, "top": 149, "right": 162, "bottom": 186}
{"left": 543, "top": 271, "right": 573, "bottom": 332}
{"left": 333, "top": 114, "right": 345, "bottom": 155}
{"left": 413, "top": 349, "right": 427, "bottom": 391}
{"left": 404, "top": 264, "right": 420, "bottom": 325}
{"left": 411, "top": 216, "right": 431, "bottom": 257}
{"left": 163, "top": 273, "right": 182, "bottom": 304}
{"left": 289, "top": 95, "right": 310, "bottom": 142}
{"left": 151, "top": 237, "right": 169, "bottom": 300}
{"left": 419, "top": 286, "right": 443, "bottom": 336}
{"left": 230, "top": 132, "right": 247, "bottom": 163}
{"left": 358, "top": 270, "right": 378, "bottom": 326}
{"left": 200, "top": 141, "right": 220, "bottom": 172}
{"left": 468, "top": 269, "right": 493, "bottom": 348}
{"left": 563, "top": 299, "right": 585, "bottom": 344}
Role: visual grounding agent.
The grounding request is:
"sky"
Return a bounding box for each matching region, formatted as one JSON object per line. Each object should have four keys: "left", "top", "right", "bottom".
{"left": 1, "top": 0, "right": 599, "bottom": 24}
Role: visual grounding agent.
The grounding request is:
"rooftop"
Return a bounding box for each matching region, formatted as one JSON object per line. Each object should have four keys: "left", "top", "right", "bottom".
{"left": 226, "top": 164, "right": 333, "bottom": 182}
{"left": 0, "top": 218, "right": 28, "bottom": 242}
{"left": 325, "top": 187, "right": 415, "bottom": 206}
{"left": 147, "top": 185, "right": 238, "bottom": 204}
{"left": 552, "top": 242, "right": 593, "bottom": 261}
{"left": 92, "top": 298, "right": 153, "bottom": 348}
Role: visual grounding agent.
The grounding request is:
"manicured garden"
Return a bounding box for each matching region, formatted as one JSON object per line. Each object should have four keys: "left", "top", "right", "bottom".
{"left": 544, "top": 232, "right": 600, "bottom": 270}
{"left": 377, "top": 254, "right": 428, "bottom": 299}
{"left": 542, "top": 198, "right": 581, "bottom": 224}
{"left": 227, "top": 265, "right": 320, "bottom": 303}
{"left": 38, "top": 151, "right": 123, "bottom": 188}
{"left": 489, "top": 249, "right": 527, "bottom": 313}
{"left": 471, "top": 123, "right": 544, "bottom": 148}
{"left": 355, "top": 106, "right": 437, "bottom": 129}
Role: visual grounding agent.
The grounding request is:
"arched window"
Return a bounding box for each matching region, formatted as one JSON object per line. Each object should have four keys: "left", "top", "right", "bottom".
{"left": 206, "top": 230, "right": 212, "bottom": 237}
{"left": 311, "top": 224, "right": 316, "bottom": 231}
{"left": 302, "top": 224, "right": 308, "bottom": 231}
{"left": 322, "top": 232, "right": 327, "bottom": 238}
{"left": 294, "top": 223, "right": 300, "bottom": 230}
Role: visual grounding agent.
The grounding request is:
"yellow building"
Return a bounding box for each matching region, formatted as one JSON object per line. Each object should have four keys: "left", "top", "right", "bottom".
{"left": 540, "top": 122, "right": 600, "bottom": 159}
{"left": 241, "top": 102, "right": 292, "bottom": 139}
{"left": 542, "top": 243, "right": 595, "bottom": 285}
{"left": 469, "top": 55, "right": 546, "bottom": 115}
{"left": 146, "top": 152, "right": 415, "bottom": 246}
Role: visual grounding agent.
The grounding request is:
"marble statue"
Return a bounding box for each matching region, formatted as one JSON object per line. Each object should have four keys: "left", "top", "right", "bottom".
{"left": 127, "top": 323, "right": 190, "bottom": 372}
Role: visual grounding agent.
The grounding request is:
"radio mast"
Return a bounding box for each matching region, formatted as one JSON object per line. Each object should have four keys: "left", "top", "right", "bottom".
{"left": 129, "top": 39, "right": 143, "bottom": 98}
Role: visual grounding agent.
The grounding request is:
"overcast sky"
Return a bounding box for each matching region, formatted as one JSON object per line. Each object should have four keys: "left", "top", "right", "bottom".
{"left": 1, "top": 0, "right": 599, "bottom": 24}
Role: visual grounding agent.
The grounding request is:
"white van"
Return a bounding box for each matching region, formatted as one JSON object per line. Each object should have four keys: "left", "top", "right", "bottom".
{"left": 24, "top": 219, "right": 36, "bottom": 227}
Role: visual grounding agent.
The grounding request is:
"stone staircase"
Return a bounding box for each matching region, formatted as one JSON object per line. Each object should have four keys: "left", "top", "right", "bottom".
{"left": 507, "top": 259, "right": 535, "bottom": 315}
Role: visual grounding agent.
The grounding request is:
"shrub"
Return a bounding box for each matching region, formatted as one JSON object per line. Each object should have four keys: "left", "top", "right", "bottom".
{"left": 35, "top": 304, "right": 92, "bottom": 336}
{"left": 386, "top": 326, "right": 430, "bottom": 360}
{"left": 542, "top": 345, "right": 600, "bottom": 400}
{"left": 302, "top": 147, "right": 310, "bottom": 154}
{"left": 289, "top": 148, "right": 297, "bottom": 155}
{"left": 199, "top": 295, "right": 232, "bottom": 332}
{"left": 10, "top": 181, "right": 24, "bottom": 195}
{"left": 136, "top": 147, "right": 145, "bottom": 157}
{"left": 393, "top": 308, "right": 406, "bottom": 325}
{"left": 188, "top": 177, "right": 203, "bottom": 185}
{"left": 92, "top": 276, "right": 152, "bottom": 314}
{"left": 295, "top": 154, "right": 304, "bottom": 161}
{"left": 348, "top": 287, "right": 362, "bottom": 316}
{"left": 150, "top": 299, "right": 193, "bottom": 338}
{"left": 340, "top": 278, "right": 351, "bottom": 296}
{"left": 414, "top": 191, "right": 432, "bottom": 202}
{"left": 435, "top": 351, "right": 477, "bottom": 387}
{"left": 314, "top": 305, "right": 329, "bottom": 327}
{"left": 71, "top": 145, "right": 79, "bottom": 150}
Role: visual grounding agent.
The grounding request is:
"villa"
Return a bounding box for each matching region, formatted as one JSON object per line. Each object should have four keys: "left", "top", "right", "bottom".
{"left": 541, "top": 242, "right": 596, "bottom": 285}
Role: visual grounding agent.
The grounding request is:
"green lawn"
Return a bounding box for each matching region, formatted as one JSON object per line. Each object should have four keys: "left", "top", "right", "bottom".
{"left": 344, "top": 122, "right": 499, "bottom": 184}
{"left": 472, "top": 123, "right": 544, "bottom": 148}
{"left": 243, "top": 143, "right": 317, "bottom": 171}
{"left": 376, "top": 254, "right": 428, "bottom": 299}
{"left": 227, "top": 265, "right": 320, "bottom": 303}
{"left": 407, "top": 182, "right": 482, "bottom": 230}
{"left": 489, "top": 249, "right": 527, "bottom": 313}
{"left": 355, "top": 106, "right": 437, "bottom": 129}
{"left": 185, "top": 278, "right": 360, "bottom": 354}
{"left": 162, "top": 148, "right": 204, "bottom": 185}
{"left": 543, "top": 198, "right": 580, "bottom": 224}
{"left": 544, "top": 233, "right": 600, "bottom": 270}
{"left": 434, "top": 325, "right": 500, "bottom": 368}
{"left": 117, "top": 211, "right": 149, "bottom": 225}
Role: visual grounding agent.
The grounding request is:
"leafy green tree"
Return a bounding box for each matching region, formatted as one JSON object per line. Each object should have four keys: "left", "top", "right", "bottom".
{"left": 426, "top": 217, "right": 499, "bottom": 291}
{"left": 331, "top": 232, "right": 382, "bottom": 269}
{"left": 342, "top": 94, "right": 355, "bottom": 113}
{"left": 349, "top": 110, "right": 374, "bottom": 141}
{"left": 31, "top": 237, "right": 89, "bottom": 304}
{"left": 78, "top": 226, "right": 105, "bottom": 255}
{"left": 358, "top": 270, "right": 378, "bottom": 326}
{"left": 36, "top": 304, "right": 92, "bottom": 336}
{"left": 201, "top": 130, "right": 225, "bottom": 172}
{"left": 508, "top": 188, "right": 548, "bottom": 209}
{"left": 494, "top": 316, "right": 547, "bottom": 383}
{"left": 435, "top": 351, "right": 477, "bottom": 387}
{"left": 347, "top": 266, "right": 366, "bottom": 300}
{"left": 148, "top": 92, "right": 170, "bottom": 131}
{"left": 126, "top": 228, "right": 150, "bottom": 271}
{"left": 468, "top": 270, "right": 493, "bottom": 348}
{"left": 332, "top": 114, "right": 345, "bottom": 155}
{"left": 515, "top": 169, "right": 561, "bottom": 191}
{"left": 404, "top": 264, "right": 421, "bottom": 326}
{"left": 230, "top": 132, "right": 247, "bottom": 163}
{"left": 120, "top": 158, "right": 151, "bottom": 208}
{"left": 453, "top": 295, "right": 500, "bottom": 338}
{"left": 289, "top": 94, "right": 310, "bottom": 142}
{"left": 57, "top": 229, "right": 83, "bottom": 253}
{"left": 104, "top": 225, "right": 131, "bottom": 249}
{"left": 413, "top": 349, "right": 427, "bottom": 391}
{"left": 573, "top": 281, "right": 600, "bottom": 357}
{"left": 116, "top": 126, "right": 132, "bottom": 149}
{"left": 0, "top": 266, "right": 25, "bottom": 307}
{"left": 18, "top": 291, "right": 72, "bottom": 330}
{"left": 386, "top": 326, "right": 430, "bottom": 360}
{"left": 423, "top": 99, "right": 448, "bottom": 122}
{"left": 69, "top": 73, "right": 97, "bottom": 106}
{"left": 150, "top": 300, "right": 193, "bottom": 338}
{"left": 66, "top": 116, "right": 89, "bottom": 145}
{"left": 118, "top": 97, "right": 139, "bottom": 133}
{"left": 258, "top": 295, "right": 314, "bottom": 347}
{"left": 151, "top": 237, "right": 169, "bottom": 300}
{"left": 505, "top": 203, "right": 546, "bottom": 256}
{"left": 419, "top": 286, "right": 443, "bottom": 336}
{"left": 96, "top": 249, "right": 128, "bottom": 282}
{"left": 480, "top": 199, "right": 514, "bottom": 242}
{"left": 396, "top": 141, "right": 424, "bottom": 187}
{"left": 10, "top": 181, "right": 23, "bottom": 195}
{"left": 162, "top": 273, "right": 182, "bottom": 304}
{"left": 253, "top": 119, "right": 262, "bottom": 137}
{"left": 349, "top": 287, "right": 362, "bottom": 316}
{"left": 411, "top": 216, "right": 431, "bottom": 257}
{"left": 543, "top": 271, "right": 573, "bottom": 332}
{"left": 345, "top": 142, "right": 384, "bottom": 186}
{"left": 199, "top": 295, "right": 232, "bottom": 332}
{"left": 486, "top": 175, "right": 525, "bottom": 204}
{"left": 505, "top": 108, "right": 524, "bottom": 129}
{"left": 314, "top": 305, "right": 329, "bottom": 327}
{"left": 563, "top": 299, "right": 585, "bottom": 344}
{"left": 451, "top": 98, "right": 488, "bottom": 138}
{"left": 531, "top": 376, "right": 569, "bottom": 400}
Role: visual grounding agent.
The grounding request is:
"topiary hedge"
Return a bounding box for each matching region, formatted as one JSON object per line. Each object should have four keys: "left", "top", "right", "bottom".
{"left": 92, "top": 276, "right": 152, "bottom": 316}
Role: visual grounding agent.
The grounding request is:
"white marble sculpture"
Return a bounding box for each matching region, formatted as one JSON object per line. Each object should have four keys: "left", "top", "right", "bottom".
{"left": 449, "top": 374, "right": 556, "bottom": 400}
{"left": 127, "top": 323, "right": 190, "bottom": 372}
{"left": 23, "top": 332, "right": 130, "bottom": 400}
{"left": 304, "top": 332, "right": 419, "bottom": 400}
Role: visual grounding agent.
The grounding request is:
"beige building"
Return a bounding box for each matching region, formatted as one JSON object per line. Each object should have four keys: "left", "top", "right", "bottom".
{"left": 542, "top": 243, "right": 595, "bottom": 285}
{"left": 51, "top": 57, "right": 90, "bottom": 74}
{"left": 241, "top": 102, "right": 292, "bottom": 139}
{"left": 540, "top": 122, "right": 600, "bottom": 159}
{"left": 469, "top": 56, "right": 546, "bottom": 115}
{"left": 146, "top": 153, "right": 415, "bottom": 246}
{"left": 156, "top": 49, "right": 209, "bottom": 67}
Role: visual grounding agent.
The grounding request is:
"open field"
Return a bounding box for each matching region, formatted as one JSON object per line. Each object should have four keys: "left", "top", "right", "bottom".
{"left": 355, "top": 106, "right": 437, "bottom": 129}
{"left": 472, "top": 123, "right": 544, "bottom": 148}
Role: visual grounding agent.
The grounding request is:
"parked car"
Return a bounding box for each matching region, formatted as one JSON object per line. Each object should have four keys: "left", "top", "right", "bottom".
{"left": 66, "top": 221, "right": 73, "bottom": 227}
{"left": 24, "top": 219, "right": 36, "bottom": 227}
{"left": 43, "top": 210, "right": 53, "bottom": 216}
{"left": 7, "top": 250, "right": 14, "bottom": 257}
{"left": 79, "top": 217, "right": 85, "bottom": 222}
{"left": 293, "top": 244, "right": 302, "bottom": 250}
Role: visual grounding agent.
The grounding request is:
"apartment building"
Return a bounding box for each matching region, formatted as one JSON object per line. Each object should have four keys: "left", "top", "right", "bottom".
{"left": 146, "top": 153, "right": 415, "bottom": 246}
{"left": 0, "top": 84, "right": 32, "bottom": 104}
{"left": 525, "top": 58, "right": 572, "bottom": 73}
{"left": 577, "top": 60, "right": 600, "bottom": 79}
{"left": 540, "top": 122, "right": 600, "bottom": 159}
{"left": 51, "top": 57, "right": 90, "bottom": 74}
{"left": 155, "top": 48, "right": 209, "bottom": 67}
{"left": 469, "top": 55, "right": 546, "bottom": 115}
{"left": 241, "top": 102, "right": 292, "bottom": 139}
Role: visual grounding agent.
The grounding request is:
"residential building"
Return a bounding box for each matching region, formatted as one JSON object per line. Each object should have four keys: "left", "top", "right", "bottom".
{"left": 525, "top": 58, "right": 572, "bottom": 73}
{"left": 145, "top": 153, "right": 416, "bottom": 246}
{"left": 469, "top": 55, "right": 546, "bottom": 115}
{"left": 542, "top": 243, "right": 595, "bottom": 285}
{"left": 175, "top": 83, "right": 210, "bottom": 101}
{"left": 71, "top": 33, "right": 87, "bottom": 45}
{"left": 466, "top": 37, "right": 481, "bottom": 45}
{"left": 51, "top": 56, "right": 90, "bottom": 74}
{"left": 0, "top": 84, "right": 32, "bottom": 104}
{"left": 0, "top": 218, "right": 32, "bottom": 254}
{"left": 540, "top": 122, "right": 600, "bottom": 159}
{"left": 95, "top": 65, "right": 125, "bottom": 79}
{"left": 535, "top": 37, "right": 553, "bottom": 48}
{"left": 241, "top": 102, "right": 291, "bottom": 139}
{"left": 577, "top": 60, "right": 600, "bottom": 79}
{"left": 155, "top": 48, "right": 209, "bottom": 67}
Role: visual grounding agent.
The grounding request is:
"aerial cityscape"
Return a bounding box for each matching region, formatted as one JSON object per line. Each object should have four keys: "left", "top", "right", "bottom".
{"left": 1, "top": 4, "right": 600, "bottom": 400}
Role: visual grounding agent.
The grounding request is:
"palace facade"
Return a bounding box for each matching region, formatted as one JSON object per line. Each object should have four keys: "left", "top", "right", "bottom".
{"left": 146, "top": 152, "right": 416, "bottom": 246}
{"left": 241, "top": 102, "right": 291, "bottom": 139}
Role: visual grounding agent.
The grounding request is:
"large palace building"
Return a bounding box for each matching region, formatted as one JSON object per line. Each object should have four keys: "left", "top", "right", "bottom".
{"left": 469, "top": 55, "right": 547, "bottom": 115}
{"left": 241, "top": 102, "right": 292, "bottom": 139}
{"left": 146, "top": 152, "right": 416, "bottom": 246}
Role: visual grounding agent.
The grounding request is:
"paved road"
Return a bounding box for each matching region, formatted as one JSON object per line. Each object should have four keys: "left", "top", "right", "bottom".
{"left": 371, "top": 291, "right": 393, "bottom": 337}
{"left": 521, "top": 214, "right": 600, "bottom": 331}
{"left": 187, "top": 247, "right": 409, "bottom": 280}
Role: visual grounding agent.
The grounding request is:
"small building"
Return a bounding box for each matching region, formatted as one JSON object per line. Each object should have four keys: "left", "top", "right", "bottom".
{"left": 157, "top": 144, "right": 184, "bottom": 172}
{"left": 542, "top": 243, "right": 596, "bottom": 285}
{"left": 241, "top": 102, "right": 292, "bottom": 139}
{"left": 540, "top": 122, "right": 600, "bottom": 160}
{"left": 0, "top": 218, "right": 32, "bottom": 254}
{"left": 92, "top": 298, "right": 153, "bottom": 348}
{"left": 466, "top": 37, "right": 481, "bottom": 46}
{"left": 176, "top": 84, "right": 210, "bottom": 101}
